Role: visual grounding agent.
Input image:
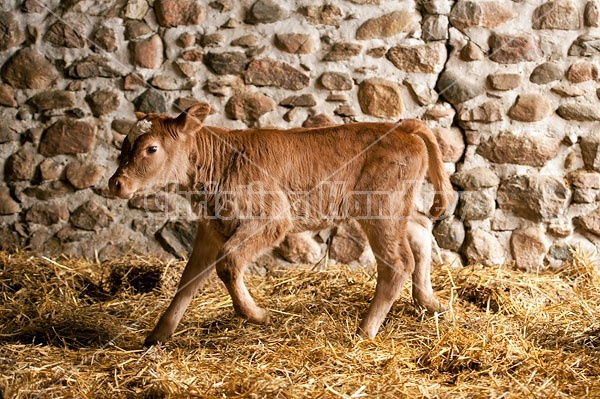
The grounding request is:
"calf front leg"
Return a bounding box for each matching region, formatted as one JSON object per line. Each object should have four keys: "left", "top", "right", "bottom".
{"left": 216, "top": 220, "right": 290, "bottom": 324}
{"left": 145, "top": 222, "right": 224, "bottom": 346}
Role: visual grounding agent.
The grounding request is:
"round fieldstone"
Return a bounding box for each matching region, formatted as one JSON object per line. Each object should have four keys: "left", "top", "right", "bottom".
{"left": 44, "top": 21, "right": 86, "bottom": 48}
{"left": 71, "top": 200, "right": 114, "bottom": 231}
{"left": 122, "top": 0, "right": 149, "bottom": 19}
{"left": 530, "top": 62, "right": 563, "bottom": 84}
{"left": 0, "top": 83, "right": 17, "bottom": 107}
{"left": 459, "top": 100, "right": 504, "bottom": 124}
{"left": 323, "top": 42, "right": 362, "bottom": 62}
{"left": 463, "top": 228, "right": 506, "bottom": 266}
{"left": 279, "top": 94, "right": 316, "bottom": 108}
{"left": 124, "top": 20, "right": 152, "bottom": 40}
{"left": 91, "top": 26, "right": 117, "bottom": 52}
{"left": 433, "top": 217, "right": 465, "bottom": 252}
{"left": 5, "top": 146, "right": 37, "bottom": 181}
{"left": 27, "top": 90, "right": 75, "bottom": 112}
{"left": 67, "top": 56, "right": 122, "bottom": 78}
{"left": 0, "top": 187, "right": 20, "bottom": 215}
{"left": 303, "top": 114, "right": 335, "bottom": 127}
{"left": 133, "top": 90, "right": 166, "bottom": 114}
{"left": 246, "top": 0, "right": 288, "bottom": 24}
{"left": 276, "top": 232, "right": 323, "bottom": 264}
{"left": 585, "top": 0, "right": 600, "bottom": 27}
{"left": 451, "top": 167, "right": 500, "bottom": 190}
{"left": 557, "top": 102, "right": 600, "bottom": 121}
{"left": 356, "top": 10, "right": 419, "bottom": 40}
{"left": 26, "top": 203, "right": 69, "bottom": 225}
{"left": 130, "top": 35, "right": 163, "bottom": 69}
{"left": 437, "top": 70, "right": 484, "bottom": 105}
{"left": 449, "top": 1, "right": 514, "bottom": 29}
{"left": 300, "top": 4, "right": 343, "bottom": 25}
{"left": 358, "top": 78, "right": 403, "bottom": 118}
{"left": 460, "top": 41, "right": 484, "bottom": 61}
{"left": 507, "top": 94, "right": 552, "bottom": 122}
{"left": 433, "top": 127, "right": 465, "bottom": 163}
{"left": 87, "top": 90, "right": 120, "bottom": 116}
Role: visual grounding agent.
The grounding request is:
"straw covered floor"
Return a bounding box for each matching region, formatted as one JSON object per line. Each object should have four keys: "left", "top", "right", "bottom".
{"left": 1, "top": 249, "right": 599, "bottom": 398}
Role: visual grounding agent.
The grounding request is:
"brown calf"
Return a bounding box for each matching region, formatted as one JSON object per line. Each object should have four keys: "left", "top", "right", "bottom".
{"left": 108, "top": 103, "right": 454, "bottom": 345}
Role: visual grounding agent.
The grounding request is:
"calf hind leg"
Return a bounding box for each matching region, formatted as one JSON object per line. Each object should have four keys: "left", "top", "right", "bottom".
{"left": 408, "top": 213, "right": 445, "bottom": 314}
{"left": 216, "top": 221, "right": 290, "bottom": 324}
{"left": 357, "top": 221, "right": 415, "bottom": 339}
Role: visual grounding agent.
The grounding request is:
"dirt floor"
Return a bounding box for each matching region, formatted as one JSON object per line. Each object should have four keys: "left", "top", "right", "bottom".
{"left": 1, "top": 249, "right": 599, "bottom": 398}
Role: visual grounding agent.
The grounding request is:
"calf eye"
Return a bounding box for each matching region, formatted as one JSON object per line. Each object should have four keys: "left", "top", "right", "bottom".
{"left": 147, "top": 146, "right": 158, "bottom": 154}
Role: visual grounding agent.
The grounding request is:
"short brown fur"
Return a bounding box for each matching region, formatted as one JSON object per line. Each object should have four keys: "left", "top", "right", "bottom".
{"left": 109, "top": 103, "right": 454, "bottom": 345}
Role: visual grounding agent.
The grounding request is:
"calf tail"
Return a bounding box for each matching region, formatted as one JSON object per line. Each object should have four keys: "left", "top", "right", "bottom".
{"left": 399, "top": 119, "right": 454, "bottom": 220}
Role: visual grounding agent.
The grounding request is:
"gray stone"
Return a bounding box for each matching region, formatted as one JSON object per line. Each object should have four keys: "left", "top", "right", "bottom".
{"left": 71, "top": 200, "right": 114, "bottom": 231}
{"left": 551, "top": 84, "right": 585, "bottom": 97}
{"left": 557, "top": 102, "right": 600, "bottom": 121}
{"left": 511, "top": 227, "right": 548, "bottom": 272}
{"left": 39, "top": 119, "right": 97, "bottom": 157}
{"left": 201, "top": 33, "right": 224, "bottom": 47}
{"left": 451, "top": 167, "right": 500, "bottom": 190}
{"left": 497, "top": 175, "right": 570, "bottom": 221}
{"left": 358, "top": 78, "right": 403, "bottom": 118}
{"left": 422, "top": 15, "right": 449, "bottom": 41}
{"left": 433, "top": 217, "right": 465, "bottom": 251}
{"left": 387, "top": 42, "right": 446, "bottom": 73}
{"left": 26, "top": 203, "right": 69, "bottom": 225}
{"left": 568, "top": 35, "right": 600, "bottom": 56}
{"left": 121, "top": 0, "right": 149, "bottom": 19}
{"left": 437, "top": 70, "right": 484, "bottom": 105}
{"left": 245, "top": 59, "right": 309, "bottom": 90}
{"left": 324, "top": 42, "right": 362, "bottom": 62}
{"left": 225, "top": 92, "right": 275, "bottom": 121}
{"left": 530, "top": 62, "right": 563, "bottom": 84}
{"left": 205, "top": 52, "right": 248, "bottom": 75}
{"left": 0, "top": 186, "right": 20, "bottom": 215}
{"left": 533, "top": 1, "right": 580, "bottom": 30}
{"left": 231, "top": 34, "right": 258, "bottom": 48}
{"left": 0, "top": 12, "right": 25, "bottom": 51}
{"left": 356, "top": 10, "right": 420, "bottom": 40}
{"left": 422, "top": 0, "right": 452, "bottom": 15}
{"left": 155, "top": 0, "right": 204, "bottom": 27}
{"left": 87, "top": 89, "right": 120, "bottom": 116}
{"left": 477, "top": 131, "right": 560, "bottom": 167}
{"left": 27, "top": 91, "right": 75, "bottom": 112}
{"left": 580, "top": 132, "right": 600, "bottom": 171}
{"left": 1, "top": 48, "right": 58, "bottom": 89}
{"left": 489, "top": 33, "right": 541, "bottom": 64}
{"left": 464, "top": 228, "right": 506, "bottom": 266}
{"left": 133, "top": 90, "right": 167, "bottom": 114}
{"left": 458, "top": 190, "right": 495, "bottom": 221}
{"left": 246, "top": 0, "right": 288, "bottom": 24}
{"left": 156, "top": 220, "right": 197, "bottom": 257}
{"left": 487, "top": 73, "right": 521, "bottom": 91}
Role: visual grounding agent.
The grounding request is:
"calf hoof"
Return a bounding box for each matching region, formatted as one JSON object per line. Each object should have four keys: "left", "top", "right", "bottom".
{"left": 144, "top": 333, "right": 170, "bottom": 347}
{"left": 414, "top": 297, "right": 447, "bottom": 314}
{"left": 245, "top": 307, "right": 270, "bottom": 325}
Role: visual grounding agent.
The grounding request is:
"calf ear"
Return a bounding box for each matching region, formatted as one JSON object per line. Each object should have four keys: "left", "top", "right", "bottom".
{"left": 179, "top": 103, "right": 211, "bottom": 132}
{"left": 135, "top": 112, "right": 147, "bottom": 120}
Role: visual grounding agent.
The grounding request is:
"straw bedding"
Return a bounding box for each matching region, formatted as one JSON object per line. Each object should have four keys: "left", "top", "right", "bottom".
{"left": 0, "top": 249, "right": 598, "bottom": 398}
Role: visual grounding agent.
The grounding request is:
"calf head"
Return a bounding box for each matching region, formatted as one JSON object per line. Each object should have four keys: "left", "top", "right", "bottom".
{"left": 109, "top": 103, "right": 210, "bottom": 199}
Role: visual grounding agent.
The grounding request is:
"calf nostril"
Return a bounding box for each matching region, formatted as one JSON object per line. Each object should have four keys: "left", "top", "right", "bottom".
{"left": 114, "top": 181, "right": 121, "bottom": 190}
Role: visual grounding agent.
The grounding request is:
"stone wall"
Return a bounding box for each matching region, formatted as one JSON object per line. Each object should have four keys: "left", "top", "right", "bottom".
{"left": 0, "top": 0, "right": 599, "bottom": 271}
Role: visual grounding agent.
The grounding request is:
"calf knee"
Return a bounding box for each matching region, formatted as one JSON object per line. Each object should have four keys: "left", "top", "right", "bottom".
{"left": 216, "top": 257, "right": 239, "bottom": 285}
